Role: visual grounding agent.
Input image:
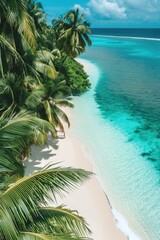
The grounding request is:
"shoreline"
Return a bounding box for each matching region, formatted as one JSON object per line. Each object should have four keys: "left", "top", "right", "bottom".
{"left": 25, "top": 58, "right": 128, "bottom": 239}
{"left": 54, "top": 116, "right": 128, "bottom": 240}
{"left": 26, "top": 114, "right": 127, "bottom": 239}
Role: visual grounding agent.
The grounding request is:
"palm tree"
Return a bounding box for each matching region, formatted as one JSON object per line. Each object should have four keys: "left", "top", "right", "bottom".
{"left": 53, "top": 8, "right": 92, "bottom": 59}
{"left": 39, "top": 77, "right": 73, "bottom": 137}
{"left": 0, "top": 0, "right": 35, "bottom": 77}
{"left": 0, "top": 74, "right": 29, "bottom": 112}
{"left": 0, "top": 165, "right": 92, "bottom": 239}
{"left": 0, "top": 0, "right": 58, "bottom": 80}
{"left": 0, "top": 109, "right": 54, "bottom": 190}
{"left": 0, "top": 74, "right": 73, "bottom": 138}
{"left": 24, "top": 76, "right": 73, "bottom": 137}
{"left": 27, "top": 0, "right": 46, "bottom": 35}
{"left": 0, "top": 4, "right": 93, "bottom": 238}
{"left": 0, "top": 0, "right": 36, "bottom": 48}
{"left": 27, "top": 0, "right": 54, "bottom": 50}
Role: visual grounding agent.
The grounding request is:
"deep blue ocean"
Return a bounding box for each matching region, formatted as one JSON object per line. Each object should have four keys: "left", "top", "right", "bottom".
{"left": 71, "top": 28, "right": 160, "bottom": 240}
{"left": 91, "top": 28, "right": 160, "bottom": 39}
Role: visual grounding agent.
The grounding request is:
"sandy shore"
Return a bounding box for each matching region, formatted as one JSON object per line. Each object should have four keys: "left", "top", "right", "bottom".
{"left": 54, "top": 120, "right": 128, "bottom": 240}
{"left": 25, "top": 109, "right": 127, "bottom": 239}
{"left": 25, "top": 57, "right": 129, "bottom": 239}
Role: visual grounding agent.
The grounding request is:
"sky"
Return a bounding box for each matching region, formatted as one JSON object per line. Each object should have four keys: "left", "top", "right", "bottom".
{"left": 40, "top": 0, "right": 160, "bottom": 28}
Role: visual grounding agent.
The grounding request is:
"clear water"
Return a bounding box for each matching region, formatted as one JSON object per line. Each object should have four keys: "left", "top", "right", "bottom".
{"left": 71, "top": 35, "right": 160, "bottom": 240}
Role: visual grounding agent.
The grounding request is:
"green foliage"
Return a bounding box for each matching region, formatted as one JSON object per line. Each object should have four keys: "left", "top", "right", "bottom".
{"left": 0, "top": 166, "right": 92, "bottom": 239}
{"left": 0, "top": 2, "right": 93, "bottom": 239}
{"left": 52, "top": 9, "right": 92, "bottom": 58}
{"left": 55, "top": 57, "right": 91, "bottom": 95}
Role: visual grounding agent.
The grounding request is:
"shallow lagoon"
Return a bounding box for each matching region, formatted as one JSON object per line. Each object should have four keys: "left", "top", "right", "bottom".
{"left": 71, "top": 36, "right": 160, "bottom": 239}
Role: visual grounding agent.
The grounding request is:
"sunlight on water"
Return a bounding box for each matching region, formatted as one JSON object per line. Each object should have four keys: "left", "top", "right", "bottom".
{"left": 71, "top": 37, "right": 160, "bottom": 240}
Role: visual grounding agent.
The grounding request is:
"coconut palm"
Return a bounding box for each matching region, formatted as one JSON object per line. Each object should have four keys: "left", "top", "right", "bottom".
{"left": 0, "top": 0, "right": 58, "bottom": 79}
{"left": 53, "top": 8, "right": 92, "bottom": 59}
{"left": 0, "top": 108, "right": 55, "bottom": 190}
{"left": 0, "top": 34, "right": 58, "bottom": 79}
{"left": 23, "top": 77, "right": 73, "bottom": 137}
{"left": 0, "top": 165, "right": 92, "bottom": 239}
{"left": 0, "top": 74, "right": 73, "bottom": 137}
{"left": 27, "top": 0, "right": 46, "bottom": 34}
{"left": 0, "top": 74, "right": 29, "bottom": 112}
{"left": 0, "top": 0, "right": 36, "bottom": 48}
{"left": 39, "top": 77, "right": 73, "bottom": 136}
{"left": 27, "top": 0, "right": 55, "bottom": 50}
{"left": 0, "top": 0, "right": 34, "bottom": 77}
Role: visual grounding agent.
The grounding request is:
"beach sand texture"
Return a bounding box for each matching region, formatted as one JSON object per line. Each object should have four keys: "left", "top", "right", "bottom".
{"left": 25, "top": 116, "right": 127, "bottom": 239}
{"left": 25, "top": 59, "right": 127, "bottom": 240}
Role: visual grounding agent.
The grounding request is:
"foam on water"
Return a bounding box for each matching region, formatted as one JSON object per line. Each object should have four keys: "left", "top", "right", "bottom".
{"left": 73, "top": 58, "right": 146, "bottom": 240}
{"left": 92, "top": 34, "right": 160, "bottom": 41}
{"left": 112, "top": 208, "right": 142, "bottom": 240}
{"left": 72, "top": 54, "right": 160, "bottom": 240}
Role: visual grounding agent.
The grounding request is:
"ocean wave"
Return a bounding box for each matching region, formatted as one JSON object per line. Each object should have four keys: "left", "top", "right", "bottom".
{"left": 92, "top": 34, "right": 160, "bottom": 41}
{"left": 112, "top": 208, "right": 142, "bottom": 240}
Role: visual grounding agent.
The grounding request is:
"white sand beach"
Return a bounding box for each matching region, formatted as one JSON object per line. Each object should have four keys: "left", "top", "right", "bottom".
{"left": 25, "top": 58, "right": 128, "bottom": 240}
{"left": 53, "top": 122, "right": 128, "bottom": 240}
{"left": 25, "top": 112, "right": 127, "bottom": 240}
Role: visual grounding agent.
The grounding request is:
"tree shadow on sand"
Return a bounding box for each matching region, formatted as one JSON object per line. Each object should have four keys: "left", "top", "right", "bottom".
{"left": 24, "top": 135, "right": 61, "bottom": 175}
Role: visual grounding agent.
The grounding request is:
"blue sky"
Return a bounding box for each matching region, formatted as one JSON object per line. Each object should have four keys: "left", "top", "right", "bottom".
{"left": 40, "top": 0, "right": 160, "bottom": 28}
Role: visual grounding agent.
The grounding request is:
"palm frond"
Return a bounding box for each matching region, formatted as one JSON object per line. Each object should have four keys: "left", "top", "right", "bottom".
{"left": 24, "top": 76, "right": 41, "bottom": 89}
{"left": 25, "top": 87, "right": 44, "bottom": 111}
{"left": 52, "top": 104, "right": 71, "bottom": 127}
{"left": 0, "top": 149, "right": 24, "bottom": 176}
{"left": 0, "top": 110, "right": 53, "bottom": 149}
{"left": 36, "top": 50, "right": 55, "bottom": 64}
{"left": 81, "top": 33, "right": 92, "bottom": 46}
{"left": 0, "top": 167, "right": 91, "bottom": 239}
{"left": 0, "top": 203, "right": 19, "bottom": 240}
{"left": 0, "top": 35, "right": 26, "bottom": 68}
{"left": 36, "top": 206, "right": 91, "bottom": 236}
{"left": 20, "top": 232, "right": 53, "bottom": 239}
{"left": 34, "top": 61, "right": 58, "bottom": 79}
{"left": 2, "top": 166, "right": 92, "bottom": 210}
{"left": 20, "top": 232, "right": 91, "bottom": 240}
{"left": 54, "top": 99, "right": 74, "bottom": 108}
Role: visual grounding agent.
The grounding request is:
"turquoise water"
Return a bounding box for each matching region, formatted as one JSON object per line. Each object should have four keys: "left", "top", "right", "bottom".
{"left": 71, "top": 36, "right": 160, "bottom": 240}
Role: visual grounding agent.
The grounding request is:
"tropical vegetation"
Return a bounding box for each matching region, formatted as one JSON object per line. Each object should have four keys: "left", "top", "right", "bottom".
{"left": 0, "top": 0, "right": 92, "bottom": 239}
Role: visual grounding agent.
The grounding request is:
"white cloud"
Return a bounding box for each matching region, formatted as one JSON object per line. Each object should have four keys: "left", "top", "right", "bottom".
{"left": 73, "top": 4, "right": 91, "bottom": 16}
{"left": 87, "top": 0, "right": 127, "bottom": 19}
{"left": 120, "top": 0, "right": 160, "bottom": 21}
{"left": 121, "top": 0, "right": 160, "bottom": 12}
{"left": 71, "top": 0, "right": 160, "bottom": 26}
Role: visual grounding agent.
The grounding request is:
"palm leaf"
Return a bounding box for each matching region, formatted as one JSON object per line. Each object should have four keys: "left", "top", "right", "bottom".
{"left": 81, "top": 33, "right": 92, "bottom": 46}
{"left": 0, "top": 35, "right": 26, "bottom": 68}
{"left": 0, "top": 149, "right": 24, "bottom": 176}
{"left": 0, "top": 167, "right": 91, "bottom": 239}
{"left": 0, "top": 111, "right": 53, "bottom": 147}
{"left": 25, "top": 87, "right": 44, "bottom": 111}
{"left": 36, "top": 50, "right": 55, "bottom": 64}
{"left": 0, "top": 203, "right": 19, "bottom": 240}
{"left": 34, "top": 61, "right": 58, "bottom": 79}
{"left": 3, "top": 0, "right": 37, "bottom": 48}
{"left": 35, "top": 206, "right": 91, "bottom": 236}
{"left": 54, "top": 99, "right": 74, "bottom": 108}
{"left": 43, "top": 100, "right": 55, "bottom": 126}
{"left": 1, "top": 167, "right": 92, "bottom": 215}
{"left": 18, "top": 13, "right": 37, "bottom": 48}
{"left": 42, "top": 100, "right": 58, "bottom": 138}
{"left": 20, "top": 232, "right": 54, "bottom": 239}
{"left": 52, "top": 104, "right": 71, "bottom": 128}
{"left": 24, "top": 76, "right": 41, "bottom": 89}
{"left": 20, "top": 232, "right": 91, "bottom": 240}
